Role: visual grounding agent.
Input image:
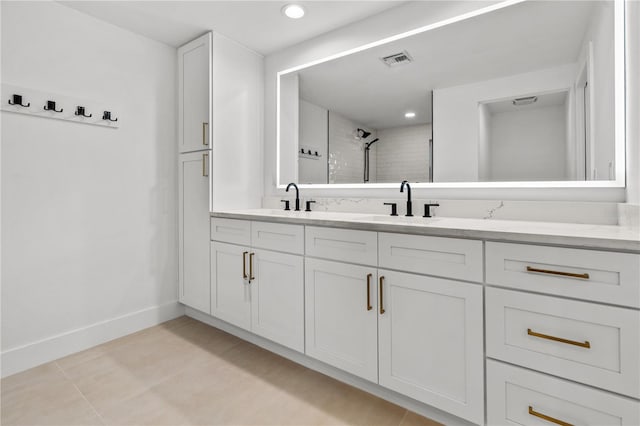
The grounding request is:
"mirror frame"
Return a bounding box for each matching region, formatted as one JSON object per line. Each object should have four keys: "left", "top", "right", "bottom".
{"left": 276, "top": 0, "right": 626, "bottom": 189}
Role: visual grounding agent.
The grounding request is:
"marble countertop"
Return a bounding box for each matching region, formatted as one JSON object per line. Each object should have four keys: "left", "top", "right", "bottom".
{"left": 211, "top": 209, "right": 640, "bottom": 252}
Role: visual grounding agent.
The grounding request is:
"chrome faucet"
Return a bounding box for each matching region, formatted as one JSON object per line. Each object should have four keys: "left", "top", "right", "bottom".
{"left": 400, "top": 180, "right": 413, "bottom": 217}
{"left": 286, "top": 182, "right": 301, "bottom": 211}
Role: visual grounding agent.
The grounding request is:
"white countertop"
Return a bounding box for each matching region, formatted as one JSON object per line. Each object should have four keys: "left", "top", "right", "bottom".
{"left": 211, "top": 209, "right": 640, "bottom": 252}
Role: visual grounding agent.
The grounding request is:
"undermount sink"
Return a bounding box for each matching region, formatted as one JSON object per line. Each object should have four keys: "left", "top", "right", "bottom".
{"left": 363, "top": 215, "right": 439, "bottom": 224}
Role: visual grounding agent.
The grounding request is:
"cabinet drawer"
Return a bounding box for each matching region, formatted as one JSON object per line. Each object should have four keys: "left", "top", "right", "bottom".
{"left": 487, "top": 360, "right": 640, "bottom": 426}
{"left": 251, "top": 221, "right": 304, "bottom": 255}
{"left": 210, "top": 218, "right": 251, "bottom": 245}
{"left": 486, "top": 287, "right": 640, "bottom": 398}
{"left": 378, "top": 233, "right": 482, "bottom": 282}
{"left": 486, "top": 242, "right": 640, "bottom": 308}
{"left": 305, "top": 226, "right": 377, "bottom": 266}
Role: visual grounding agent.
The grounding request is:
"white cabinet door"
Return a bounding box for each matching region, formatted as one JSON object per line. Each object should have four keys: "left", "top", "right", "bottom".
{"left": 305, "top": 258, "right": 378, "bottom": 382}
{"left": 178, "top": 32, "right": 211, "bottom": 153}
{"left": 378, "top": 270, "right": 484, "bottom": 425}
{"left": 251, "top": 249, "right": 304, "bottom": 352}
{"left": 179, "top": 152, "right": 211, "bottom": 313}
{"left": 210, "top": 241, "right": 251, "bottom": 330}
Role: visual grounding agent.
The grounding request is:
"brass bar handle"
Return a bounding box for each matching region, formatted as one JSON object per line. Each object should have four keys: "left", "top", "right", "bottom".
{"left": 202, "top": 122, "right": 209, "bottom": 146}
{"left": 249, "top": 252, "right": 255, "bottom": 282}
{"left": 242, "top": 251, "right": 248, "bottom": 279}
{"left": 526, "top": 266, "right": 589, "bottom": 279}
{"left": 202, "top": 153, "right": 209, "bottom": 177}
{"left": 379, "top": 276, "right": 385, "bottom": 315}
{"left": 366, "top": 273, "right": 372, "bottom": 311}
{"left": 528, "top": 406, "right": 573, "bottom": 426}
{"left": 527, "top": 328, "right": 590, "bottom": 349}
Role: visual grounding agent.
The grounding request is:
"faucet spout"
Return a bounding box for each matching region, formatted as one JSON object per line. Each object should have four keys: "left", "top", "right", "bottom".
{"left": 400, "top": 180, "right": 413, "bottom": 217}
{"left": 286, "top": 182, "right": 300, "bottom": 211}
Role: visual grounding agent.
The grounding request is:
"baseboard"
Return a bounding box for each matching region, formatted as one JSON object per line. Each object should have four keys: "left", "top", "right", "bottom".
{"left": 185, "top": 307, "right": 475, "bottom": 426}
{"left": 1, "top": 301, "right": 185, "bottom": 378}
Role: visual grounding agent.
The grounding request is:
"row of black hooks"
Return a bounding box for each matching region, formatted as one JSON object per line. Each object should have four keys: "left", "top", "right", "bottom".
{"left": 8, "top": 93, "right": 118, "bottom": 122}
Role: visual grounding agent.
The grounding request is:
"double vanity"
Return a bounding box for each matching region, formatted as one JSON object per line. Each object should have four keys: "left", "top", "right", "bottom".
{"left": 181, "top": 208, "right": 640, "bottom": 426}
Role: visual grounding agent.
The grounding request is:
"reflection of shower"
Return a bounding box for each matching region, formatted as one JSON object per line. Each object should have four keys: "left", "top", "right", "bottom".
{"left": 356, "top": 128, "right": 371, "bottom": 140}
{"left": 363, "top": 138, "right": 379, "bottom": 182}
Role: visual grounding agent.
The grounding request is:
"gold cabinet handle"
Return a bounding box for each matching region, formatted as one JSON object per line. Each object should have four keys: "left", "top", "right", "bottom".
{"left": 379, "top": 276, "right": 385, "bottom": 315}
{"left": 249, "top": 252, "right": 255, "bottom": 282}
{"left": 242, "top": 251, "right": 248, "bottom": 279}
{"left": 366, "top": 273, "right": 372, "bottom": 311}
{"left": 527, "top": 328, "right": 590, "bottom": 348}
{"left": 526, "top": 266, "right": 589, "bottom": 279}
{"left": 202, "top": 153, "right": 209, "bottom": 177}
{"left": 202, "top": 122, "right": 209, "bottom": 146}
{"left": 528, "top": 406, "right": 573, "bottom": 426}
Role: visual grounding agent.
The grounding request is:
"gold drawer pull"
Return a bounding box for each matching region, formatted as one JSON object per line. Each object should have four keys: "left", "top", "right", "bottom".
{"left": 527, "top": 328, "right": 591, "bottom": 348}
{"left": 526, "top": 266, "right": 589, "bottom": 279}
{"left": 242, "top": 251, "right": 248, "bottom": 279}
{"left": 379, "top": 276, "right": 385, "bottom": 315}
{"left": 202, "top": 153, "right": 209, "bottom": 177}
{"left": 366, "top": 274, "right": 372, "bottom": 311}
{"left": 529, "top": 406, "right": 573, "bottom": 426}
{"left": 202, "top": 122, "right": 209, "bottom": 146}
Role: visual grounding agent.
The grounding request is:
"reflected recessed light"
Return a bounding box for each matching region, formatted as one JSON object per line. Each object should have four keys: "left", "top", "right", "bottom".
{"left": 282, "top": 4, "right": 305, "bottom": 19}
{"left": 405, "top": 112, "right": 416, "bottom": 118}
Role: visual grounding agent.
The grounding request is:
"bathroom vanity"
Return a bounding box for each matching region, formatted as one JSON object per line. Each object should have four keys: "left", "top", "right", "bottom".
{"left": 180, "top": 210, "right": 640, "bottom": 426}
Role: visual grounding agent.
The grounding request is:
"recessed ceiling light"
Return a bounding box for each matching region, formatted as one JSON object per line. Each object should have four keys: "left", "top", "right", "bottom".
{"left": 405, "top": 112, "right": 416, "bottom": 119}
{"left": 282, "top": 4, "right": 305, "bottom": 19}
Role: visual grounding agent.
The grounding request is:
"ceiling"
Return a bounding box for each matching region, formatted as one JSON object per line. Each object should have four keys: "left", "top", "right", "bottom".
{"left": 297, "top": 1, "right": 599, "bottom": 129}
{"left": 59, "top": 1, "right": 405, "bottom": 55}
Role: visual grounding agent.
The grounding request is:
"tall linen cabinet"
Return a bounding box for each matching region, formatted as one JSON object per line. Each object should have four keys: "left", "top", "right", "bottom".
{"left": 178, "top": 32, "right": 263, "bottom": 314}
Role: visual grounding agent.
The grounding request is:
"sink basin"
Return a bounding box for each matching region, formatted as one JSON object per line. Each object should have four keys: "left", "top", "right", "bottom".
{"left": 363, "top": 215, "right": 439, "bottom": 224}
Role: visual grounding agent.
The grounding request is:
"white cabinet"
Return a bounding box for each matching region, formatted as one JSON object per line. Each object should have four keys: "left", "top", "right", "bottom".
{"left": 251, "top": 249, "right": 304, "bottom": 352}
{"left": 210, "top": 219, "right": 304, "bottom": 352}
{"left": 178, "top": 151, "right": 211, "bottom": 313}
{"left": 210, "top": 241, "right": 251, "bottom": 330}
{"left": 378, "top": 270, "right": 484, "bottom": 425}
{"left": 487, "top": 360, "right": 640, "bottom": 426}
{"left": 178, "top": 32, "right": 211, "bottom": 154}
{"left": 305, "top": 258, "right": 378, "bottom": 382}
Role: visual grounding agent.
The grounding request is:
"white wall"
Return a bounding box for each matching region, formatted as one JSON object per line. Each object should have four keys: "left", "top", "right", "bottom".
{"left": 433, "top": 64, "right": 575, "bottom": 182}
{"left": 299, "top": 100, "right": 328, "bottom": 184}
{"left": 583, "top": 1, "right": 615, "bottom": 180}
{"left": 1, "top": 2, "right": 180, "bottom": 375}
{"left": 488, "top": 105, "right": 567, "bottom": 181}
{"left": 265, "top": 0, "right": 628, "bottom": 202}
{"left": 376, "top": 124, "right": 431, "bottom": 183}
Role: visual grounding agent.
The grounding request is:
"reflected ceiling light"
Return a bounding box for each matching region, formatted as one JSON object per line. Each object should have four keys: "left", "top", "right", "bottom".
{"left": 282, "top": 4, "right": 305, "bottom": 19}
{"left": 404, "top": 112, "right": 416, "bottom": 118}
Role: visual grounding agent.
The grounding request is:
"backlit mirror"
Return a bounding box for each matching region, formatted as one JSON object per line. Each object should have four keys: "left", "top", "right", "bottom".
{"left": 277, "top": 0, "right": 625, "bottom": 187}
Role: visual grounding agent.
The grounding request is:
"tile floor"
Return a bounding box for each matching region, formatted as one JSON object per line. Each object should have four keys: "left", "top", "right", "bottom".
{"left": 1, "top": 316, "right": 442, "bottom": 426}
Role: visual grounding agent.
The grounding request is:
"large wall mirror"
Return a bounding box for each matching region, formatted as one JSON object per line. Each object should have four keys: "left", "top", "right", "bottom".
{"left": 277, "top": 0, "right": 626, "bottom": 188}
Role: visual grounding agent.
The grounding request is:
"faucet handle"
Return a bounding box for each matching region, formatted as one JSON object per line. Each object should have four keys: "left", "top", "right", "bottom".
{"left": 423, "top": 203, "right": 440, "bottom": 218}
{"left": 383, "top": 202, "right": 398, "bottom": 216}
{"left": 305, "top": 200, "right": 316, "bottom": 212}
{"left": 280, "top": 200, "right": 290, "bottom": 211}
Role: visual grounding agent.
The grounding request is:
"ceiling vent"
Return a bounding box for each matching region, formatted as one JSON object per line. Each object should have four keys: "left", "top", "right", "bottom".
{"left": 380, "top": 51, "right": 413, "bottom": 67}
{"left": 512, "top": 96, "right": 538, "bottom": 106}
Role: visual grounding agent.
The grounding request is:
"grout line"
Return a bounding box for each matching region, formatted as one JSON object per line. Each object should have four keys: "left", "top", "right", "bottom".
{"left": 54, "top": 361, "right": 108, "bottom": 426}
{"left": 398, "top": 409, "right": 409, "bottom": 426}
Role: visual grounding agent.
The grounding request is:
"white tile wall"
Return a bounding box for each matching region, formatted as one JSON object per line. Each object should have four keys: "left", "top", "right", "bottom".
{"left": 376, "top": 124, "right": 431, "bottom": 183}
{"left": 328, "top": 111, "right": 376, "bottom": 184}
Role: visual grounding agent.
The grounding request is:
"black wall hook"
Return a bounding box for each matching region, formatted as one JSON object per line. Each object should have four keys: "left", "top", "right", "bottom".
{"left": 8, "top": 94, "right": 30, "bottom": 107}
{"left": 44, "top": 100, "right": 63, "bottom": 112}
{"left": 102, "top": 111, "right": 118, "bottom": 122}
{"left": 75, "top": 106, "right": 92, "bottom": 117}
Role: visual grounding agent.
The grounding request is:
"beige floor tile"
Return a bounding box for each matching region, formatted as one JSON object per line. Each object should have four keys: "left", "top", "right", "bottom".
{"left": 1, "top": 363, "right": 102, "bottom": 426}
{"left": 3, "top": 319, "right": 443, "bottom": 426}
{"left": 398, "top": 411, "right": 443, "bottom": 426}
